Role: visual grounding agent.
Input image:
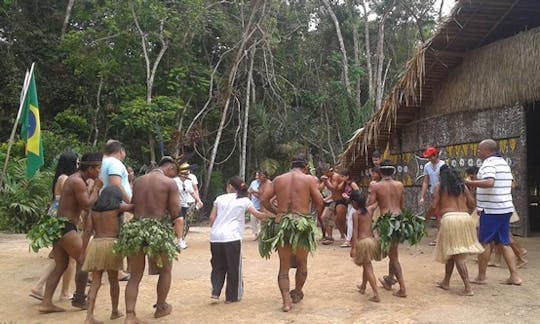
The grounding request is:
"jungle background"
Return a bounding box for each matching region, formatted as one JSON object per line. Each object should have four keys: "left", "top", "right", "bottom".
{"left": 0, "top": 0, "right": 450, "bottom": 232}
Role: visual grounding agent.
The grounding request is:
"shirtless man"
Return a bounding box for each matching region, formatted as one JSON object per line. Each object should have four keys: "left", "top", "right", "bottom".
{"left": 367, "top": 160, "right": 407, "bottom": 297}
{"left": 320, "top": 166, "right": 345, "bottom": 244}
{"left": 260, "top": 153, "right": 324, "bottom": 312}
{"left": 123, "top": 156, "right": 180, "bottom": 323}
{"left": 38, "top": 152, "right": 103, "bottom": 313}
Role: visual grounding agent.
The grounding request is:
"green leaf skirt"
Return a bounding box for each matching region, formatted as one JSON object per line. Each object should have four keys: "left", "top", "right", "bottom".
{"left": 258, "top": 214, "right": 318, "bottom": 259}
{"left": 27, "top": 215, "right": 68, "bottom": 253}
{"left": 113, "top": 218, "right": 179, "bottom": 268}
{"left": 373, "top": 210, "right": 426, "bottom": 253}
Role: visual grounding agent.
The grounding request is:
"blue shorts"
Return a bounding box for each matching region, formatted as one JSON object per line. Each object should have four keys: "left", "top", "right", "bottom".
{"left": 478, "top": 211, "right": 512, "bottom": 245}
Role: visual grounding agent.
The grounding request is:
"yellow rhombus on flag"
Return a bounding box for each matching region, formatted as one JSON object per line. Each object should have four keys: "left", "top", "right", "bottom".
{"left": 19, "top": 70, "right": 43, "bottom": 178}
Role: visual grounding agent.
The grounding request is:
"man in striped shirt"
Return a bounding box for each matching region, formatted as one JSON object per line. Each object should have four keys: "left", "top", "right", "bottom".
{"left": 465, "top": 139, "right": 522, "bottom": 285}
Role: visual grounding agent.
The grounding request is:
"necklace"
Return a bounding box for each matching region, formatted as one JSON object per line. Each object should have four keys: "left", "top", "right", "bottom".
{"left": 153, "top": 168, "right": 165, "bottom": 175}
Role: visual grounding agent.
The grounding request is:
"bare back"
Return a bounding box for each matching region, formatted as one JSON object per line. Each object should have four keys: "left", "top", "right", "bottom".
{"left": 355, "top": 209, "right": 373, "bottom": 240}
{"left": 434, "top": 185, "right": 475, "bottom": 215}
{"left": 370, "top": 178, "right": 404, "bottom": 215}
{"left": 89, "top": 204, "right": 134, "bottom": 238}
{"left": 262, "top": 169, "right": 323, "bottom": 219}
{"left": 132, "top": 171, "right": 180, "bottom": 220}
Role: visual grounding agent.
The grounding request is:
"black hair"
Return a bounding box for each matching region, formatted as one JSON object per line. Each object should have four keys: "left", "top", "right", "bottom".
{"left": 379, "top": 160, "right": 395, "bottom": 176}
{"left": 158, "top": 156, "right": 176, "bottom": 167}
{"left": 372, "top": 150, "right": 381, "bottom": 158}
{"left": 52, "top": 150, "right": 78, "bottom": 197}
{"left": 439, "top": 165, "right": 465, "bottom": 197}
{"left": 336, "top": 167, "right": 350, "bottom": 177}
{"left": 350, "top": 190, "right": 367, "bottom": 214}
{"left": 291, "top": 153, "right": 308, "bottom": 169}
{"left": 371, "top": 167, "right": 382, "bottom": 179}
{"left": 258, "top": 170, "right": 269, "bottom": 177}
{"left": 465, "top": 166, "right": 479, "bottom": 176}
{"left": 93, "top": 186, "right": 123, "bottom": 212}
{"left": 228, "top": 176, "right": 248, "bottom": 198}
{"left": 79, "top": 152, "right": 103, "bottom": 171}
{"left": 104, "top": 140, "right": 125, "bottom": 155}
{"left": 318, "top": 162, "right": 331, "bottom": 174}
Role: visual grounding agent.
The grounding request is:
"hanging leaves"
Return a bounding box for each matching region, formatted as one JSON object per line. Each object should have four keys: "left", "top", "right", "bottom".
{"left": 258, "top": 215, "right": 319, "bottom": 259}
{"left": 373, "top": 209, "right": 426, "bottom": 253}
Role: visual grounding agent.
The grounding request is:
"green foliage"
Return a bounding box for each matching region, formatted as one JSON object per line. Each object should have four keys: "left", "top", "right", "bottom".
{"left": 26, "top": 215, "right": 66, "bottom": 252}
{"left": 258, "top": 215, "right": 319, "bottom": 259}
{"left": 373, "top": 210, "right": 426, "bottom": 253}
{"left": 113, "top": 218, "right": 179, "bottom": 268}
{"left": 0, "top": 159, "right": 52, "bottom": 233}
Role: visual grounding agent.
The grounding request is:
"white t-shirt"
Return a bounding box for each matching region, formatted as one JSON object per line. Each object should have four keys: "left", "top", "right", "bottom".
{"left": 424, "top": 160, "right": 445, "bottom": 194}
{"left": 210, "top": 193, "right": 254, "bottom": 243}
{"left": 188, "top": 173, "right": 198, "bottom": 186}
{"left": 173, "top": 177, "right": 195, "bottom": 207}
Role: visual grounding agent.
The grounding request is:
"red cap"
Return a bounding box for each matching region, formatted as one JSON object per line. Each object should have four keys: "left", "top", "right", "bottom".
{"left": 423, "top": 146, "right": 438, "bottom": 158}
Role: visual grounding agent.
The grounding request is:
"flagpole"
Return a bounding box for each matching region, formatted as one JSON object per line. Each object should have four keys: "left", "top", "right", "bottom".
{"left": 0, "top": 63, "right": 35, "bottom": 189}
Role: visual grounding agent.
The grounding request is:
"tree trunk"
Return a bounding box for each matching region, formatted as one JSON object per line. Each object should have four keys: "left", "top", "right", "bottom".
{"left": 361, "top": 0, "right": 374, "bottom": 103}
{"left": 92, "top": 77, "right": 103, "bottom": 146}
{"left": 322, "top": 0, "right": 352, "bottom": 96}
{"left": 60, "top": 0, "right": 75, "bottom": 41}
{"left": 203, "top": 0, "right": 262, "bottom": 196}
{"left": 131, "top": 2, "right": 169, "bottom": 163}
{"left": 240, "top": 46, "right": 256, "bottom": 179}
{"left": 375, "top": 18, "right": 385, "bottom": 110}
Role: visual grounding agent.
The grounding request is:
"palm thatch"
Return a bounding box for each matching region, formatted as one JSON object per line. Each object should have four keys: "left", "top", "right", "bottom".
{"left": 338, "top": 0, "right": 540, "bottom": 175}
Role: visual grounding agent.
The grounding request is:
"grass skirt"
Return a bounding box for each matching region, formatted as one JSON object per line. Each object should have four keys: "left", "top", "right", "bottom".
{"left": 83, "top": 237, "right": 123, "bottom": 271}
{"left": 435, "top": 212, "right": 484, "bottom": 263}
{"left": 113, "top": 218, "right": 178, "bottom": 268}
{"left": 353, "top": 237, "right": 382, "bottom": 266}
{"left": 258, "top": 214, "right": 318, "bottom": 259}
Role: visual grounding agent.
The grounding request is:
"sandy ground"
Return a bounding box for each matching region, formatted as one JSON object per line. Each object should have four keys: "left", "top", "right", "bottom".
{"left": 1, "top": 226, "right": 539, "bottom": 324}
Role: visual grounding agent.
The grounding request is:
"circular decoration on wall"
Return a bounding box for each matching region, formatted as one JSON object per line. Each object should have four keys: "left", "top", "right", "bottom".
{"left": 459, "top": 158, "right": 465, "bottom": 167}
{"left": 403, "top": 166, "right": 409, "bottom": 173}
{"left": 397, "top": 165, "right": 403, "bottom": 173}
{"left": 476, "top": 159, "right": 482, "bottom": 167}
{"left": 451, "top": 159, "right": 457, "bottom": 167}
{"left": 468, "top": 158, "right": 474, "bottom": 167}
{"left": 506, "top": 158, "right": 513, "bottom": 166}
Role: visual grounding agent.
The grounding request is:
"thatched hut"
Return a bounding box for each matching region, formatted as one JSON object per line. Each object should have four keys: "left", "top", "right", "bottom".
{"left": 338, "top": 0, "right": 540, "bottom": 236}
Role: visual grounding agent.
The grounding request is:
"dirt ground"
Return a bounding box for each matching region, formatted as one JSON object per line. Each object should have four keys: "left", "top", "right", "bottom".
{"left": 1, "top": 226, "right": 539, "bottom": 324}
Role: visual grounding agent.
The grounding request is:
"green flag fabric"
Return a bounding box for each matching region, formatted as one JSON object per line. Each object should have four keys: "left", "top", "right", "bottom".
{"left": 19, "top": 70, "right": 43, "bottom": 178}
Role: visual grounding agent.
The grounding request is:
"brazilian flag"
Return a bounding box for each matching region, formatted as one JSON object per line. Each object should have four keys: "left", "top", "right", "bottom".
{"left": 19, "top": 71, "right": 43, "bottom": 178}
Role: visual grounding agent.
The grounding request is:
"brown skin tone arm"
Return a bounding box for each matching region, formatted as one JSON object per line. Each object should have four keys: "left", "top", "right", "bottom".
{"left": 75, "top": 177, "right": 103, "bottom": 211}
{"left": 367, "top": 182, "right": 377, "bottom": 207}
{"left": 247, "top": 206, "right": 271, "bottom": 220}
{"left": 168, "top": 181, "right": 181, "bottom": 220}
{"left": 109, "top": 175, "right": 131, "bottom": 203}
{"left": 350, "top": 211, "right": 359, "bottom": 257}
{"left": 419, "top": 175, "right": 429, "bottom": 204}
{"left": 82, "top": 212, "right": 94, "bottom": 253}
{"left": 309, "top": 177, "right": 325, "bottom": 217}
{"left": 464, "top": 186, "right": 475, "bottom": 211}
{"left": 260, "top": 182, "right": 277, "bottom": 214}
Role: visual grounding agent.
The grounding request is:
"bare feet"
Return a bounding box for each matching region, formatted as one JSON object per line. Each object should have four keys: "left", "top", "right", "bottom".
{"left": 125, "top": 312, "right": 146, "bottom": 324}
{"left": 58, "top": 294, "right": 73, "bottom": 302}
{"left": 84, "top": 316, "right": 104, "bottom": 324}
{"left": 458, "top": 290, "right": 474, "bottom": 296}
{"left": 281, "top": 302, "right": 292, "bottom": 312}
{"left": 368, "top": 295, "right": 381, "bottom": 303}
{"left": 378, "top": 277, "right": 393, "bottom": 291}
{"left": 392, "top": 290, "right": 407, "bottom": 298}
{"left": 517, "top": 259, "right": 528, "bottom": 268}
{"left": 470, "top": 278, "right": 488, "bottom": 285}
{"left": 38, "top": 303, "right": 66, "bottom": 313}
{"left": 110, "top": 310, "right": 124, "bottom": 320}
{"left": 436, "top": 282, "right": 450, "bottom": 290}
{"left": 153, "top": 302, "right": 172, "bottom": 318}
{"left": 500, "top": 278, "right": 522, "bottom": 286}
{"left": 290, "top": 290, "right": 304, "bottom": 303}
{"left": 357, "top": 285, "right": 366, "bottom": 294}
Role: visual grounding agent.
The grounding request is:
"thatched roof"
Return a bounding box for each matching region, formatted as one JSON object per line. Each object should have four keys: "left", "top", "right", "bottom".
{"left": 338, "top": 0, "right": 540, "bottom": 174}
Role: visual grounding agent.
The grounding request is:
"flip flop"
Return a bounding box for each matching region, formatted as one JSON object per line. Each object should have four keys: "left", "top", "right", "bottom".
{"left": 29, "top": 290, "right": 44, "bottom": 301}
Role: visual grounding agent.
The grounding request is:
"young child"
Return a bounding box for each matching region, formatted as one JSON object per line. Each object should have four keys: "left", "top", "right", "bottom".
{"left": 82, "top": 186, "right": 134, "bottom": 324}
{"left": 350, "top": 190, "right": 380, "bottom": 303}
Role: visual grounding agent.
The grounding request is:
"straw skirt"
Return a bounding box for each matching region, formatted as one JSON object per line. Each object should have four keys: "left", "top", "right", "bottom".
{"left": 82, "top": 237, "right": 123, "bottom": 271}
{"left": 353, "top": 237, "right": 382, "bottom": 266}
{"left": 435, "top": 212, "right": 484, "bottom": 263}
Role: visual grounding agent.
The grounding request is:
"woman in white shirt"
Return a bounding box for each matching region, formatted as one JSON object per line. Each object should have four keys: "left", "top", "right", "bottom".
{"left": 209, "top": 176, "right": 269, "bottom": 303}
